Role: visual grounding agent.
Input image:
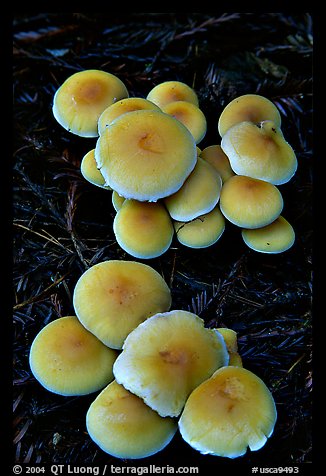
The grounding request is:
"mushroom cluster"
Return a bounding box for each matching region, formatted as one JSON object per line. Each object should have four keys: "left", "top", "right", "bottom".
{"left": 29, "top": 259, "right": 277, "bottom": 460}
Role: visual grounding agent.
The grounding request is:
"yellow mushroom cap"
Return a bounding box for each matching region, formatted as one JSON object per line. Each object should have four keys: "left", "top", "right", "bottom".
{"left": 80, "top": 149, "right": 111, "bottom": 190}
{"left": 29, "top": 316, "right": 117, "bottom": 396}
{"left": 113, "top": 200, "right": 174, "bottom": 259}
{"left": 113, "top": 310, "right": 229, "bottom": 417}
{"left": 228, "top": 353, "right": 243, "bottom": 367}
{"left": 174, "top": 206, "right": 225, "bottom": 249}
{"left": 215, "top": 328, "right": 243, "bottom": 368}
{"left": 86, "top": 380, "right": 177, "bottom": 459}
{"left": 98, "top": 97, "right": 161, "bottom": 135}
{"left": 95, "top": 110, "right": 197, "bottom": 202}
{"left": 200, "top": 144, "right": 235, "bottom": 183}
{"left": 52, "top": 69, "right": 129, "bottom": 138}
{"left": 112, "top": 190, "right": 126, "bottom": 212}
{"left": 218, "top": 93, "right": 282, "bottom": 137}
{"left": 146, "top": 80, "right": 199, "bottom": 109}
{"left": 242, "top": 215, "right": 295, "bottom": 254}
{"left": 221, "top": 120, "right": 298, "bottom": 185}
{"left": 73, "top": 260, "right": 172, "bottom": 350}
{"left": 178, "top": 366, "right": 277, "bottom": 458}
{"left": 220, "top": 175, "right": 283, "bottom": 229}
{"left": 164, "top": 158, "right": 222, "bottom": 221}
{"left": 162, "top": 101, "right": 207, "bottom": 144}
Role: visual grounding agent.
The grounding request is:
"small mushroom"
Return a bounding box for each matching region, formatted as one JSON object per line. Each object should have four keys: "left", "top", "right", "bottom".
{"left": 221, "top": 120, "right": 298, "bottom": 185}
{"left": 98, "top": 97, "right": 161, "bottom": 135}
{"left": 162, "top": 101, "right": 207, "bottom": 144}
{"left": 111, "top": 190, "right": 126, "bottom": 212}
{"left": 173, "top": 206, "right": 225, "bottom": 249}
{"left": 164, "top": 158, "right": 222, "bottom": 222}
{"left": 73, "top": 260, "right": 172, "bottom": 350}
{"left": 80, "top": 149, "right": 111, "bottom": 190}
{"left": 146, "top": 80, "right": 199, "bottom": 109}
{"left": 52, "top": 69, "right": 129, "bottom": 137}
{"left": 113, "top": 199, "right": 174, "bottom": 259}
{"left": 242, "top": 215, "right": 295, "bottom": 254}
{"left": 113, "top": 310, "right": 229, "bottom": 417}
{"left": 86, "top": 380, "right": 177, "bottom": 459}
{"left": 95, "top": 109, "right": 197, "bottom": 202}
{"left": 215, "top": 328, "right": 243, "bottom": 367}
{"left": 178, "top": 366, "right": 277, "bottom": 458}
{"left": 29, "top": 316, "right": 117, "bottom": 396}
{"left": 218, "top": 93, "right": 282, "bottom": 137}
{"left": 200, "top": 144, "right": 235, "bottom": 183}
{"left": 219, "top": 175, "right": 283, "bottom": 229}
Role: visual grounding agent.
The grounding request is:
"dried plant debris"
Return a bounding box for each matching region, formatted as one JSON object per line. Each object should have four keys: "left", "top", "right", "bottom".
{"left": 13, "top": 13, "right": 312, "bottom": 467}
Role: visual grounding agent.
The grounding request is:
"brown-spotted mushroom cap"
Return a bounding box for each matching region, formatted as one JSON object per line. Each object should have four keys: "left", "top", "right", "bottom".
{"left": 113, "top": 200, "right": 174, "bottom": 259}
{"left": 146, "top": 80, "right": 199, "bottom": 109}
{"left": 81, "top": 149, "right": 111, "bottom": 190}
{"left": 221, "top": 120, "right": 298, "bottom": 185}
{"left": 113, "top": 310, "right": 229, "bottom": 417}
{"left": 86, "top": 380, "right": 177, "bottom": 459}
{"left": 29, "top": 316, "right": 117, "bottom": 396}
{"left": 220, "top": 175, "right": 283, "bottom": 229}
{"left": 73, "top": 260, "right": 172, "bottom": 350}
{"left": 95, "top": 109, "right": 197, "bottom": 202}
{"left": 164, "top": 158, "right": 222, "bottom": 221}
{"left": 178, "top": 366, "right": 277, "bottom": 458}
{"left": 200, "top": 144, "right": 235, "bottom": 183}
{"left": 174, "top": 206, "right": 225, "bottom": 249}
{"left": 52, "top": 69, "right": 129, "bottom": 137}
{"left": 218, "top": 93, "right": 282, "bottom": 137}
{"left": 162, "top": 101, "right": 207, "bottom": 144}
{"left": 98, "top": 97, "right": 161, "bottom": 135}
{"left": 242, "top": 215, "right": 295, "bottom": 254}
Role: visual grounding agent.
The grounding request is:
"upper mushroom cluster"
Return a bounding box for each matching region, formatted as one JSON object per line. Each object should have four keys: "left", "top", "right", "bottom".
{"left": 29, "top": 259, "right": 277, "bottom": 460}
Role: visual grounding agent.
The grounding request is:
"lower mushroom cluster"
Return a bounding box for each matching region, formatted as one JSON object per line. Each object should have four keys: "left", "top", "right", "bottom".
{"left": 29, "top": 260, "right": 277, "bottom": 460}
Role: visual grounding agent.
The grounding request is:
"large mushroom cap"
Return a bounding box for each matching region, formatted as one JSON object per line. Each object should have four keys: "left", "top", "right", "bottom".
{"left": 113, "top": 310, "right": 229, "bottom": 417}
{"left": 218, "top": 93, "right": 282, "bottom": 137}
{"left": 220, "top": 175, "right": 283, "bottom": 229}
{"left": 98, "top": 97, "right": 161, "bottom": 135}
{"left": 86, "top": 380, "right": 177, "bottom": 459}
{"left": 178, "top": 366, "right": 277, "bottom": 458}
{"left": 52, "top": 69, "right": 129, "bottom": 137}
{"left": 221, "top": 120, "right": 298, "bottom": 185}
{"left": 146, "top": 80, "right": 199, "bottom": 109}
{"left": 200, "top": 144, "right": 235, "bottom": 183}
{"left": 95, "top": 109, "right": 197, "bottom": 202}
{"left": 174, "top": 206, "right": 225, "bottom": 249}
{"left": 113, "top": 199, "right": 174, "bottom": 259}
{"left": 73, "top": 260, "right": 172, "bottom": 350}
{"left": 242, "top": 215, "right": 295, "bottom": 254}
{"left": 164, "top": 157, "right": 222, "bottom": 221}
{"left": 80, "top": 149, "right": 111, "bottom": 190}
{"left": 162, "top": 100, "right": 207, "bottom": 144}
{"left": 29, "top": 316, "right": 117, "bottom": 396}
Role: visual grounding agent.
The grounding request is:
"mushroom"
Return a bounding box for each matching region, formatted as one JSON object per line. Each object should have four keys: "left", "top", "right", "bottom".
{"left": 200, "top": 144, "right": 235, "bottom": 183}
{"left": 242, "top": 215, "right": 295, "bottom": 254}
{"left": 146, "top": 80, "right": 199, "bottom": 109}
{"left": 80, "top": 149, "right": 111, "bottom": 190}
{"left": 162, "top": 100, "right": 207, "bottom": 144}
{"left": 218, "top": 93, "right": 282, "bottom": 137}
{"left": 113, "top": 199, "right": 174, "bottom": 259}
{"left": 73, "top": 260, "right": 172, "bottom": 350}
{"left": 52, "top": 69, "right": 129, "bottom": 138}
{"left": 29, "top": 316, "right": 118, "bottom": 396}
{"left": 113, "top": 310, "right": 229, "bottom": 417}
{"left": 86, "top": 380, "right": 177, "bottom": 459}
{"left": 178, "top": 366, "right": 277, "bottom": 458}
{"left": 219, "top": 175, "right": 283, "bottom": 229}
{"left": 111, "top": 190, "right": 126, "bottom": 212}
{"left": 95, "top": 109, "right": 197, "bottom": 202}
{"left": 215, "top": 328, "right": 243, "bottom": 367}
{"left": 98, "top": 97, "right": 161, "bottom": 135}
{"left": 221, "top": 120, "right": 298, "bottom": 185}
{"left": 164, "top": 158, "right": 222, "bottom": 222}
{"left": 173, "top": 206, "right": 225, "bottom": 249}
